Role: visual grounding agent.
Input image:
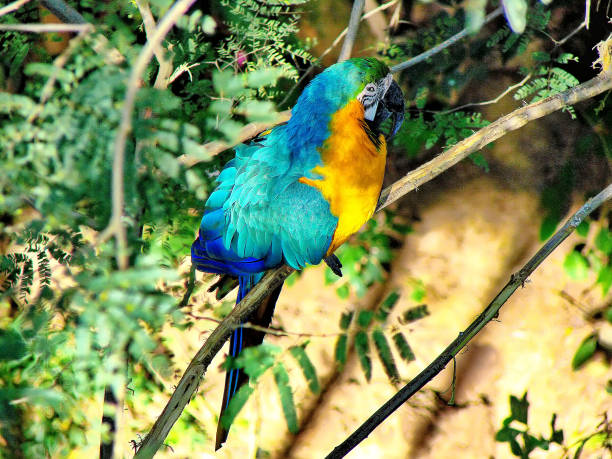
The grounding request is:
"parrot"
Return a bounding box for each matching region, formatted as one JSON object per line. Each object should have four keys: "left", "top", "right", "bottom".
{"left": 191, "top": 57, "right": 404, "bottom": 449}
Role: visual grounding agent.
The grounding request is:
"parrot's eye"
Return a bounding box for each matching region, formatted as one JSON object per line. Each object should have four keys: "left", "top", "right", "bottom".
{"left": 366, "top": 84, "right": 376, "bottom": 93}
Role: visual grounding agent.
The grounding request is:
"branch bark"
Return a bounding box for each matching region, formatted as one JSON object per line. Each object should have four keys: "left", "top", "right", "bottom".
{"left": 134, "top": 45, "right": 612, "bottom": 456}
{"left": 326, "top": 182, "right": 612, "bottom": 458}
{"left": 338, "top": 0, "right": 366, "bottom": 61}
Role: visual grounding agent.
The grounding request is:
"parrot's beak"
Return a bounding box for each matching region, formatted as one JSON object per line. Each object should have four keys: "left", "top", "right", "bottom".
{"left": 372, "top": 78, "right": 405, "bottom": 141}
{"left": 382, "top": 80, "right": 405, "bottom": 141}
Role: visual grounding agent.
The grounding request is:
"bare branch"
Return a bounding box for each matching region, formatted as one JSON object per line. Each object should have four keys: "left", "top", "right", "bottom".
{"left": 100, "top": 0, "right": 198, "bottom": 270}
{"left": 441, "top": 72, "right": 532, "bottom": 115}
{"left": 326, "top": 182, "right": 612, "bottom": 458}
{"left": 134, "top": 0, "right": 174, "bottom": 89}
{"left": 0, "top": 23, "right": 92, "bottom": 33}
{"left": 0, "top": 0, "right": 33, "bottom": 18}
{"left": 338, "top": 0, "right": 366, "bottom": 61}
{"left": 134, "top": 51, "right": 612, "bottom": 457}
{"left": 390, "top": 7, "right": 503, "bottom": 73}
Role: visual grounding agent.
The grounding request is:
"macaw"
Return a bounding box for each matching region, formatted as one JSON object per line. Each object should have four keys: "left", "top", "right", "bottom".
{"left": 191, "top": 57, "right": 404, "bottom": 449}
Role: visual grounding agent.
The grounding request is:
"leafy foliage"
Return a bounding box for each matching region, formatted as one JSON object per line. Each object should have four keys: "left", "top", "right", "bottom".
{"left": 495, "top": 392, "right": 564, "bottom": 458}
{"left": 0, "top": 0, "right": 314, "bottom": 454}
{"left": 333, "top": 290, "right": 423, "bottom": 383}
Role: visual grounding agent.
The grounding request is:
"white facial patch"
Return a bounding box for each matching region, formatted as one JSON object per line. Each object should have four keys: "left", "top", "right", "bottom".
{"left": 357, "top": 73, "right": 393, "bottom": 121}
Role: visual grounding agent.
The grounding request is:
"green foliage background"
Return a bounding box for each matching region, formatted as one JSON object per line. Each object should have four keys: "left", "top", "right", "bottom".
{"left": 0, "top": 0, "right": 610, "bottom": 456}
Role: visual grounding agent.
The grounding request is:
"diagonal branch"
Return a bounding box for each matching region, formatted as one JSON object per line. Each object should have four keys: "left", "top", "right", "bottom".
{"left": 338, "top": 0, "right": 366, "bottom": 62}
{"left": 134, "top": 42, "right": 612, "bottom": 457}
{"left": 326, "top": 182, "right": 612, "bottom": 458}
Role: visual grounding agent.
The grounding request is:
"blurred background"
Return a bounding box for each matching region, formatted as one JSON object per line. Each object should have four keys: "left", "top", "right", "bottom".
{"left": 0, "top": 0, "right": 611, "bottom": 457}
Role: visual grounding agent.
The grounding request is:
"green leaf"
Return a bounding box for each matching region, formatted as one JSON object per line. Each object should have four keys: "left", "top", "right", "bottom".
{"left": 245, "top": 67, "right": 282, "bottom": 88}
{"left": 393, "top": 332, "right": 415, "bottom": 362}
{"left": 357, "top": 310, "right": 374, "bottom": 328}
{"left": 465, "top": 0, "right": 487, "bottom": 34}
{"left": 355, "top": 331, "right": 372, "bottom": 380}
{"left": 469, "top": 152, "right": 489, "bottom": 172}
{"left": 509, "top": 392, "right": 529, "bottom": 424}
{"left": 212, "top": 71, "right": 246, "bottom": 98}
{"left": 273, "top": 363, "right": 299, "bottom": 434}
{"left": 234, "top": 343, "right": 281, "bottom": 379}
{"left": 334, "top": 333, "right": 348, "bottom": 368}
{"left": 289, "top": 345, "right": 320, "bottom": 394}
{"left": 571, "top": 334, "right": 597, "bottom": 370}
{"left": 597, "top": 266, "right": 612, "bottom": 296}
{"left": 236, "top": 100, "right": 278, "bottom": 123}
{"left": 402, "top": 305, "right": 430, "bottom": 323}
{"left": 339, "top": 311, "right": 354, "bottom": 330}
{"left": 377, "top": 291, "right": 400, "bottom": 321}
{"left": 495, "top": 425, "right": 521, "bottom": 442}
{"left": 221, "top": 384, "right": 255, "bottom": 429}
{"left": 575, "top": 220, "right": 590, "bottom": 237}
{"left": 336, "top": 284, "right": 350, "bottom": 299}
{"left": 202, "top": 15, "right": 217, "bottom": 35}
{"left": 595, "top": 228, "right": 612, "bottom": 254}
{"left": 502, "top": 0, "right": 528, "bottom": 33}
{"left": 540, "top": 214, "right": 559, "bottom": 240}
{"left": 563, "top": 251, "right": 589, "bottom": 280}
{"left": 0, "top": 328, "right": 27, "bottom": 361}
{"left": 372, "top": 328, "right": 399, "bottom": 384}
{"left": 605, "top": 307, "right": 612, "bottom": 324}
{"left": 549, "top": 413, "right": 564, "bottom": 444}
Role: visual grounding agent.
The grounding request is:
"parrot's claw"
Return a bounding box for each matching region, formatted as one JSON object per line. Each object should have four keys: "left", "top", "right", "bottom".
{"left": 324, "top": 255, "right": 343, "bottom": 277}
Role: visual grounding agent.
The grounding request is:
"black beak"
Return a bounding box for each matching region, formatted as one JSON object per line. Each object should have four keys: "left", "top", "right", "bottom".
{"left": 372, "top": 80, "right": 405, "bottom": 141}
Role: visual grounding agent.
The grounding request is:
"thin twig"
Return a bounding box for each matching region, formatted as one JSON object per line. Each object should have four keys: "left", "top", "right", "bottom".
{"left": 99, "top": 0, "right": 198, "bottom": 269}
{"left": 390, "top": 7, "right": 503, "bottom": 73}
{"left": 279, "top": 0, "right": 398, "bottom": 108}
{"left": 441, "top": 72, "right": 532, "bottom": 115}
{"left": 187, "top": 312, "right": 342, "bottom": 338}
{"left": 0, "top": 0, "right": 32, "bottom": 18}
{"left": 338, "top": 0, "right": 366, "bottom": 61}
{"left": 134, "top": 0, "right": 174, "bottom": 89}
{"left": 134, "top": 48, "right": 612, "bottom": 457}
{"left": 0, "top": 23, "right": 92, "bottom": 32}
{"left": 326, "top": 183, "right": 612, "bottom": 458}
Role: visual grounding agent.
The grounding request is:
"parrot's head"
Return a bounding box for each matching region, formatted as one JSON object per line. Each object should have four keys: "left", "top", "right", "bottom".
{"left": 350, "top": 58, "right": 405, "bottom": 141}
{"left": 293, "top": 57, "right": 405, "bottom": 141}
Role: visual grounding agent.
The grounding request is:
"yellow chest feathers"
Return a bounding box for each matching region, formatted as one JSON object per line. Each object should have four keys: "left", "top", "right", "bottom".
{"left": 299, "top": 100, "right": 387, "bottom": 254}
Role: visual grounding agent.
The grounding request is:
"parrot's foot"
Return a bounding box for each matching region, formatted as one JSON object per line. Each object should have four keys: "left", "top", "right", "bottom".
{"left": 324, "top": 255, "right": 343, "bottom": 277}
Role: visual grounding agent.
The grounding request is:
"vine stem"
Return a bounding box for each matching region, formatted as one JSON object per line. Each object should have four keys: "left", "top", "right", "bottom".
{"left": 134, "top": 39, "right": 612, "bottom": 457}
{"left": 326, "top": 184, "right": 612, "bottom": 457}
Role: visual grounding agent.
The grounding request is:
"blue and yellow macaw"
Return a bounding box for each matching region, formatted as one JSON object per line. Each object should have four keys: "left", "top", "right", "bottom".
{"left": 191, "top": 57, "right": 404, "bottom": 449}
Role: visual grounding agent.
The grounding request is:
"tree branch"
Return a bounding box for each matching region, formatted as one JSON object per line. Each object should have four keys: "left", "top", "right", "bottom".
{"left": 338, "top": 0, "right": 366, "bottom": 62}
{"left": 326, "top": 182, "right": 612, "bottom": 458}
{"left": 0, "top": 0, "right": 33, "bottom": 18}
{"left": 98, "top": 0, "right": 198, "bottom": 269}
{"left": 389, "top": 7, "right": 503, "bottom": 73}
{"left": 133, "top": 39, "right": 612, "bottom": 456}
{"left": 0, "top": 23, "right": 91, "bottom": 32}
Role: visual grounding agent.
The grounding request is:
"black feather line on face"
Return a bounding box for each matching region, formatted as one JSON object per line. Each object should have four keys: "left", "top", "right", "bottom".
{"left": 360, "top": 119, "right": 383, "bottom": 150}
